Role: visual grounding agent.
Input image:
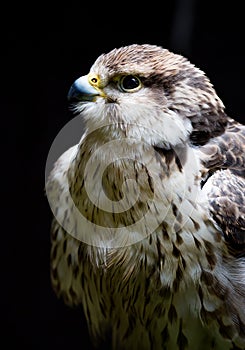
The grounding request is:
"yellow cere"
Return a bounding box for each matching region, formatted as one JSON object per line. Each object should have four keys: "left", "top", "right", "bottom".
{"left": 88, "top": 73, "right": 102, "bottom": 88}
{"left": 88, "top": 73, "right": 107, "bottom": 98}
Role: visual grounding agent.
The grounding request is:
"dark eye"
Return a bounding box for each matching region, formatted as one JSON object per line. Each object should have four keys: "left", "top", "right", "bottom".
{"left": 119, "top": 75, "right": 142, "bottom": 92}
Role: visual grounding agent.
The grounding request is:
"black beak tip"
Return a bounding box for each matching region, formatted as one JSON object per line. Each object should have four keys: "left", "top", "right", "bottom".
{"left": 67, "top": 84, "right": 79, "bottom": 102}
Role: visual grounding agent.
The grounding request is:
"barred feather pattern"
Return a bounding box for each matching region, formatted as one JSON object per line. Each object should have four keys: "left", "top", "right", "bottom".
{"left": 49, "top": 135, "right": 245, "bottom": 349}
{"left": 47, "top": 44, "right": 245, "bottom": 350}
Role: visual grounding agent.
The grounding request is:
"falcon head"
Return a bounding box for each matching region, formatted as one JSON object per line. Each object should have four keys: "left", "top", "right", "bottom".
{"left": 68, "top": 44, "right": 227, "bottom": 148}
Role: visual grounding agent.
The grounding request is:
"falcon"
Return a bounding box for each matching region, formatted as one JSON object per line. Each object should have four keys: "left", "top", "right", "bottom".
{"left": 46, "top": 44, "right": 245, "bottom": 349}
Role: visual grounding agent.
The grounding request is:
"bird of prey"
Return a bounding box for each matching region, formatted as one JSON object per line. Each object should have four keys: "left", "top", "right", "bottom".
{"left": 46, "top": 44, "right": 245, "bottom": 349}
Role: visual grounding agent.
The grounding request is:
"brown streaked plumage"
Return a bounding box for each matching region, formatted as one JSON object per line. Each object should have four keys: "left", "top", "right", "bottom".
{"left": 198, "top": 118, "right": 245, "bottom": 255}
{"left": 46, "top": 44, "right": 245, "bottom": 349}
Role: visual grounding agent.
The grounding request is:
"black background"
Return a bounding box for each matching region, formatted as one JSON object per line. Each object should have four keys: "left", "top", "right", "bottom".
{"left": 2, "top": 1, "right": 244, "bottom": 349}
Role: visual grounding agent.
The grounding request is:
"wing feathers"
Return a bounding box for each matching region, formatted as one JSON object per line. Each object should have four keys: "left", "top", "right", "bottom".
{"left": 198, "top": 118, "right": 245, "bottom": 176}
{"left": 199, "top": 119, "right": 245, "bottom": 255}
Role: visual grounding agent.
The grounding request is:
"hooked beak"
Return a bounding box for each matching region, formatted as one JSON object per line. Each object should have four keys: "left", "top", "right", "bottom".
{"left": 67, "top": 75, "right": 101, "bottom": 102}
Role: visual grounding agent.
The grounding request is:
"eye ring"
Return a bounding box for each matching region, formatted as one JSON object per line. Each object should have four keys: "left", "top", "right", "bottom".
{"left": 119, "top": 75, "right": 142, "bottom": 92}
